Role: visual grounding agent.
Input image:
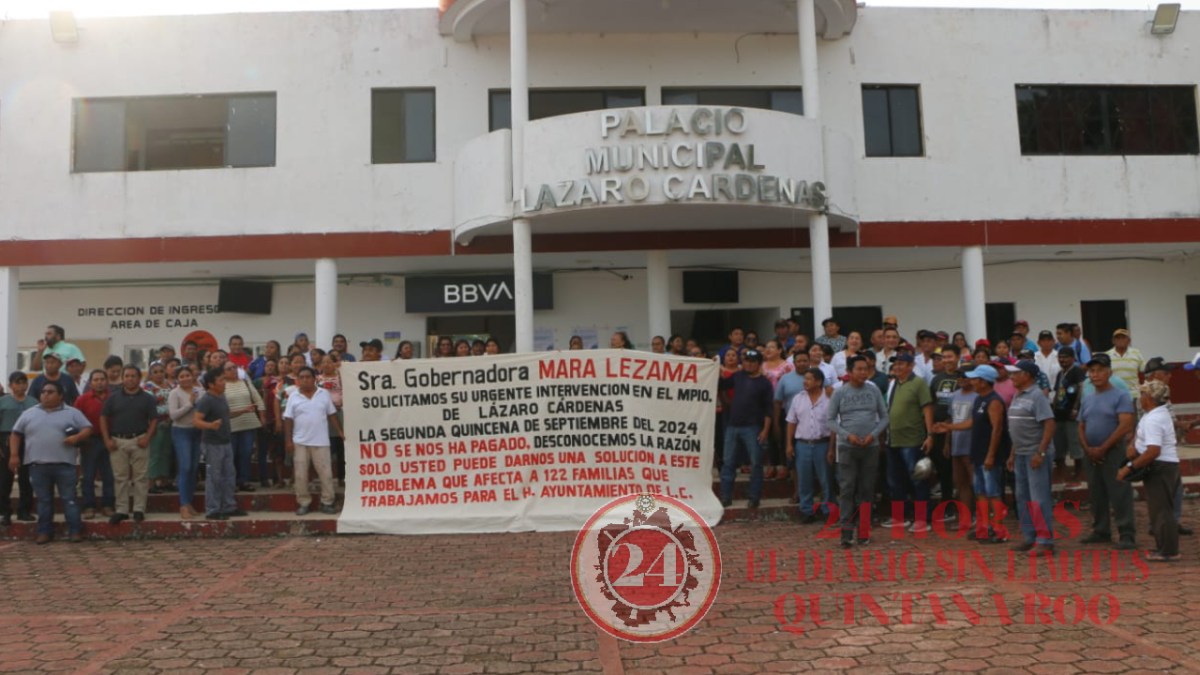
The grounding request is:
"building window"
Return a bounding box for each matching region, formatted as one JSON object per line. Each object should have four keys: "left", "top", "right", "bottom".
{"left": 372, "top": 88, "right": 436, "bottom": 164}
{"left": 1016, "top": 85, "right": 1199, "bottom": 155}
{"left": 488, "top": 88, "right": 645, "bottom": 131}
{"left": 1080, "top": 299, "right": 1128, "bottom": 354}
{"left": 73, "top": 93, "right": 276, "bottom": 172}
{"left": 862, "top": 85, "right": 923, "bottom": 158}
{"left": 985, "top": 302, "right": 1017, "bottom": 346}
{"left": 661, "top": 88, "right": 803, "bottom": 115}
{"left": 1187, "top": 295, "right": 1200, "bottom": 346}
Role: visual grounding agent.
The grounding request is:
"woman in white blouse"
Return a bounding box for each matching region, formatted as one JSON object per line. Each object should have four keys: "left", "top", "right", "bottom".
{"left": 1117, "top": 381, "right": 1178, "bottom": 561}
{"left": 830, "top": 331, "right": 863, "bottom": 382}
{"left": 168, "top": 367, "right": 204, "bottom": 519}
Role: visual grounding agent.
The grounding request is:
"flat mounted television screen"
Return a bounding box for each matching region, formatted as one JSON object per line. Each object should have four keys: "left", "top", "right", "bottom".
{"left": 682, "top": 271, "right": 739, "bottom": 304}
{"left": 217, "top": 279, "right": 273, "bottom": 315}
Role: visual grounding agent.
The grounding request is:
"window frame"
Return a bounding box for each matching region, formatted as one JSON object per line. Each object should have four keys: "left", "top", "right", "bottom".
{"left": 487, "top": 88, "right": 646, "bottom": 132}
{"left": 371, "top": 87, "right": 438, "bottom": 165}
{"left": 71, "top": 92, "right": 277, "bottom": 173}
{"left": 660, "top": 87, "right": 804, "bottom": 116}
{"left": 861, "top": 84, "right": 925, "bottom": 158}
{"left": 1015, "top": 84, "right": 1200, "bottom": 156}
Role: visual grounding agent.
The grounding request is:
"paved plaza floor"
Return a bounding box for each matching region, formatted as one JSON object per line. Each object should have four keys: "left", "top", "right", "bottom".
{"left": 1, "top": 500, "right": 1197, "bottom": 674}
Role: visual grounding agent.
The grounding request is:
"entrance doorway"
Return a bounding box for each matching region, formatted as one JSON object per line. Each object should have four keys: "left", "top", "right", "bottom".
{"left": 1080, "top": 300, "right": 1128, "bottom": 354}
{"left": 426, "top": 315, "right": 516, "bottom": 355}
{"left": 671, "top": 308, "right": 780, "bottom": 354}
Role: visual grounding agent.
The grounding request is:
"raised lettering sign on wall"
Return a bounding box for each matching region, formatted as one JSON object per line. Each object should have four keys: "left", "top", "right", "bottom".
{"left": 405, "top": 273, "right": 554, "bottom": 313}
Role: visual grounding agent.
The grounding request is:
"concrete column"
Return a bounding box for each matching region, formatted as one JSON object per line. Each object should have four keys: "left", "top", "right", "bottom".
{"left": 646, "top": 251, "right": 670, "bottom": 346}
{"left": 510, "top": 0, "right": 533, "bottom": 353}
{"left": 0, "top": 268, "right": 16, "bottom": 375}
{"left": 809, "top": 214, "right": 833, "bottom": 337}
{"left": 798, "top": 0, "right": 821, "bottom": 120}
{"left": 314, "top": 258, "right": 338, "bottom": 351}
{"left": 962, "top": 246, "right": 987, "bottom": 343}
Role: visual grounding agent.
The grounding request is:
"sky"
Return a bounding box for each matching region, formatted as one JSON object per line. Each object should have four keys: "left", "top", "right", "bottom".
{"left": 0, "top": 0, "right": 1195, "bottom": 20}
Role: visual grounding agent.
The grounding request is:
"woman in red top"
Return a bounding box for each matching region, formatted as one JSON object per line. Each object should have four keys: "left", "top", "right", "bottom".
{"left": 74, "top": 370, "right": 115, "bottom": 519}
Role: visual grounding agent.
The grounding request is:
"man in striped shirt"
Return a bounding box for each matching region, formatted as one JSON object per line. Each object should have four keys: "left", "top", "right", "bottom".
{"left": 1104, "top": 329, "right": 1144, "bottom": 400}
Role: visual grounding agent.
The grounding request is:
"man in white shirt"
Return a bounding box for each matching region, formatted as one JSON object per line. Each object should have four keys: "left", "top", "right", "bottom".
{"left": 913, "top": 330, "right": 938, "bottom": 384}
{"left": 283, "top": 366, "right": 344, "bottom": 516}
{"left": 1033, "top": 330, "right": 1060, "bottom": 386}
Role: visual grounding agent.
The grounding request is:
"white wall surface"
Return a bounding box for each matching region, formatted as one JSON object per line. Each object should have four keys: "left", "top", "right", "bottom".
{"left": 17, "top": 255, "right": 1200, "bottom": 362}
{"left": 0, "top": 7, "right": 1197, "bottom": 241}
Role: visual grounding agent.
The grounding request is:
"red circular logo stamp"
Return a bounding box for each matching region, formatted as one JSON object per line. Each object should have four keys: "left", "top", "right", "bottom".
{"left": 571, "top": 493, "right": 721, "bottom": 642}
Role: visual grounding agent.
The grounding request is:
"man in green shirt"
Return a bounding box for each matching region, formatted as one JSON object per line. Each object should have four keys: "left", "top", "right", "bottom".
{"left": 885, "top": 352, "right": 934, "bottom": 532}
{"left": 30, "top": 324, "right": 85, "bottom": 373}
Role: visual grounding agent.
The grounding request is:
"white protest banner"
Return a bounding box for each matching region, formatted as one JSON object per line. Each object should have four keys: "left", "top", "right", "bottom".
{"left": 338, "top": 350, "right": 723, "bottom": 534}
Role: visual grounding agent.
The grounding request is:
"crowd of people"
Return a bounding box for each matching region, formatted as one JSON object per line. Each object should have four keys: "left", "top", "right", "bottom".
{"left": 708, "top": 315, "right": 1194, "bottom": 561}
{"left": 0, "top": 318, "right": 1195, "bottom": 560}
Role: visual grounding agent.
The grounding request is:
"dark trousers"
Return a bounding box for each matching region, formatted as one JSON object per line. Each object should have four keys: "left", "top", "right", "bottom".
{"left": 839, "top": 443, "right": 880, "bottom": 540}
{"left": 329, "top": 435, "right": 346, "bottom": 481}
{"left": 1144, "top": 461, "right": 1180, "bottom": 556}
{"left": 1084, "top": 442, "right": 1136, "bottom": 543}
{"left": 0, "top": 434, "right": 33, "bottom": 517}
{"left": 930, "top": 433, "right": 955, "bottom": 502}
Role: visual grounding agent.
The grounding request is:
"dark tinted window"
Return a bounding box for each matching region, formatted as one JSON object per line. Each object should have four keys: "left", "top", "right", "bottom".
{"left": 661, "top": 87, "right": 803, "bottom": 115}
{"left": 1016, "top": 85, "right": 1199, "bottom": 155}
{"left": 1187, "top": 295, "right": 1200, "bottom": 346}
{"left": 372, "top": 88, "right": 436, "bottom": 163}
{"left": 862, "top": 85, "right": 923, "bottom": 157}
{"left": 73, "top": 93, "right": 276, "bottom": 172}
{"left": 489, "top": 89, "right": 645, "bottom": 131}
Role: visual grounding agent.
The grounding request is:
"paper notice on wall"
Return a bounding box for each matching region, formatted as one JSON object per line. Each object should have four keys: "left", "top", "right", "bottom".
{"left": 572, "top": 326, "right": 599, "bottom": 350}
{"left": 533, "top": 327, "right": 556, "bottom": 352}
{"left": 338, "top": 350, "right": 722, "bottom": 535}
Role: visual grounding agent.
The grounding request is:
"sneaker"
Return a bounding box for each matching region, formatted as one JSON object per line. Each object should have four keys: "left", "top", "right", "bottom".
{"left": 881, "top": 518, "right": 911, "bottom": 529}
{"left": 82, "top": 508, "right": 96, "bottom": 520}
{"left": 224, "top": 509, "right": 249, "bottom": 517}
{"left": 908, "top": 521, "right": 931, "bottom": 534}
{"left": 857, "top": 538, "right": 870, "bottom": 546}
{"left": 205, "top": 512, "right": 228, "bottom": 521}
{"left": 988, "top": 533, "right": 1009, "bottom": 544}
{"left": 939, "top": 511, "right": 959, "bottom": 523}
{"left": 68, "top": 533, "right": 83, "bottom": 543}
{"left": 1178, "top": 525, "right": 1193, "bottom": 536}
{"left": 1114, "top": 540, "right": 1136, "bottom": 551}
{"left": 1032, "top": 543, "right": 1056, "bottom": 554}
{"left": 295, "top": 505, "right": 311, "bottom": 516}
{"left": 132, "top": 511, "right": 145, "bottom": 523}
{"left": 35, "top": 534, "right": 51, "bottom": 545}
{"left": 1011, "top": 541, "right": 1036, "bottom": 552}
{"left": 101, "top": 507, "right": 115, "bottom": 517}
{"left": 1146, "top": 551, "right": 1181, "bottom": 562}
{"left": 720, "top": 498, "right": 733, "bottom": 508}
{"left": 319, "top": 503, "right": 337, "bottom": 515}
{"left": 16, "top": 512, "right": 34, "bottom": 522}
{"left": 840, "top": 537, "right": 853, "bottom": 549}
{"left": 109, "top": 513, "right": 129, "bottom": 525}
{"left": 747, "top": 500, "right": 760, "bottom": 509}
{"left": 1080, "top": 532, "right": 1111, "bottom": 545}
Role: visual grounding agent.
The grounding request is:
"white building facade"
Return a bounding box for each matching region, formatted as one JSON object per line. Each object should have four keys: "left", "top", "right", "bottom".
{"left": 1, "top": 2, "right": 1199, "bottom": 369}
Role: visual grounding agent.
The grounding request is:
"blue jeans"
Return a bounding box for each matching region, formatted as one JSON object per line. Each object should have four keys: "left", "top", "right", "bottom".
{"left": 30, "top": 463, "right": 81, "bottom": 536}
{"left": 172, "top": 426, "right": 201, "bottom": 508}
{"left": 794, "top": 441, "right": 831, "bottom": 516}
{"left": 973, "top": 461, "right": 1004, "bottom": 498}
{"left": 887, "top": 446, "right": 930, "bottom": 522}
{"left": 720, "top": 425, "right": 764, "bottom": 502}
{"left": 231, "top": 429, "right": 256, "bottom": 486}
{"left": 1013, "top": 451, "right": 1056, "bottom": 545}
{"left": 79, "top": 438, "right": 114, "bottom": 510}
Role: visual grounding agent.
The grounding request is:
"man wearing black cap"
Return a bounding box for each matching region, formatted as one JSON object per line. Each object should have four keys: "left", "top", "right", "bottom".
{"left": 1077, "top": 353, "right": 1136, "bottom": 549}
{"left": 718, "top": 349, "right": 774, "bottom": 508}
{"left": 29, "top": 352, "right": 81, "bottom": 407}
{"left": 1034, "top": 330, "right": 1060, "bottom": 385}
{"left": 815, "top": 318, "right": 846, "bottom": 354}
{"left": 360, "top": 339, "right": 384, "bottom": 362}
{"left": 1051, "top": 347, "right": 1086, "bottom": 485}
{"left": 1005, "top": 361, "right": 1056, "bottom": 553}
{"left": 913, "top": 330, "right": 938, "bottom": 384}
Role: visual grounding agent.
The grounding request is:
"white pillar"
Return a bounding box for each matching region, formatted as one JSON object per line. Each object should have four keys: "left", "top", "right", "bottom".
{"left": 314, "top": 258, "right": 338, "bottom": 350}
{"left": 809, "top": 215, "right": 833, "bottom": 337}
{"left": 646, "top": 251, "right": 670, "bottom": 345}
{"left": 0, "top": 268, "right": 17, "bottom": 375}
{"left": 962, "top": 246, "right": 987, "bottom": 343}
{"left": 799, "top": 0, "right": 831, "bottom": 337}
{"left": 510, "top": 0, "right": 534, "bottom": 353}
{"left": 798, "top": 0, "right": 820, "bottom": 120}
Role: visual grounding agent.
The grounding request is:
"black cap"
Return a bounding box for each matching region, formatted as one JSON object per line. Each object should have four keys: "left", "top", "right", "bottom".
{"left": 742, "top": 349, "right": 763, "bottom": 362}
{"left": 894, "top": 352, "right": 915, "bottom": 363}
{"left": 1038, "top": 330, "right": 1054, "bottom": 340}
{"left": 821, "top": 317, "right": 837, "bottom": 326}
{"left": 1013, "top": 360, "right": 1040, "bottom": 377}
{"left": 916, "top": 329, "right": 936, "bottom": 340}
{"left": 1058, "top": 346, "right": 1076, "bottom": 359}
{"left": 1086, "top": 353, "right": 1112, "bottom": 368}
{"left": 1144, "top": 357, "right": 1170, "bottom": 374}
{"left": 360, "top": 338, "right": 384, "bottom": 350}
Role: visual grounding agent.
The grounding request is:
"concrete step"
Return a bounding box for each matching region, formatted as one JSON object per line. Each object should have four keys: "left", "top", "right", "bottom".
{"left": 0, "top": 510, "right": 337, "bottom": 541}
{"left": 8, "top": 485, "right": 342, "bottom": 515}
